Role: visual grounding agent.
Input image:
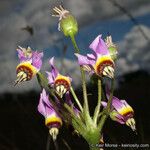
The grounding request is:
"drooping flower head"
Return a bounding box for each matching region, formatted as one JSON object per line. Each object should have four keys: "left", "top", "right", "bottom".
{"left": 46, "top": 57, "right": 72, "bottom": 98}
{"left": 38, "top": 89, "right": 62, "bottom": 140}
{"left": 75, "top": 35, "right": 115, "bottom": 79}
{"left": 15, "top": 46, "right": 43, "bottom": 85}
{"left": 52, "top": 5, "right": 78, "bottom": 37}
{"left": 101, "top": 95, "right": 136, "bottom": 131}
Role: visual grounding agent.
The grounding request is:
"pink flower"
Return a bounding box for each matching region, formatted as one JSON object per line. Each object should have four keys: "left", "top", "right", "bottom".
{"left": 38, "top": 89, "right": 62, "bottom": 140}
{"left": 46, "top": 57, "right": 72, "bottom": 98}
{"left": 75, "top": 35, "right": 115, "bottom": 79}
{"left": 15, "top": 46, "right": 43, "bottom": 85}
{"left": 101, "top": 95, "right": 136, "bottom": 131}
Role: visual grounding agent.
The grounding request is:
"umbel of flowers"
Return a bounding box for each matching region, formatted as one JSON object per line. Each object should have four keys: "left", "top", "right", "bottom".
{"left": 14, "top": 5, "right": 136, "bottom": 150}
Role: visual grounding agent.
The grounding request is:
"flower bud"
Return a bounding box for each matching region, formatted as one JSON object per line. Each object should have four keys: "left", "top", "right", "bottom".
{"left": 52, "top": 5, "right": 78, "bottom": 37}
{"left": 105, "top": 35, "right": 118, "bottom": 60}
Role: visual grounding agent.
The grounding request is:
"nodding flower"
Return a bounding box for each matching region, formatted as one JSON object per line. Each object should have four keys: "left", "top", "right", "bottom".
{"left": 46, "top": 57, "right": 72, "bottom": 98}
{"left": 75, "top": 35, "right": 115, "bottom": 79}
{"left": 101, "top": 95, "right": 136, "bottom": 132}
{"left": 38, "top": 89, "right": 62, "bottom": 141}
{"left": 52, "top": 5, "right": 78, "bottom": 37}
{"left": 15, "top": 46, "right": 43, "bottom": 85}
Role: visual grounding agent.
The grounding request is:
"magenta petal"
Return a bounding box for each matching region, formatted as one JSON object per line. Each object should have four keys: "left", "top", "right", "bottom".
{"left": 112, "top": 98, "right": 124, "bottom": 111}
{"left": 46, "top": 71, "right": 55, "bottom": 85}
{"left": 17, "top": 49, "right": 26, "bottom": 61}
{"left": 38, "top": 89, "right": 54, "bottom": 117}
{"left": 32, "top": 51, "right": 43, "bottom": 70}
{"left": 87, "top": 53, "right": 96, "bottom": 65}
{"left": 89, "top": 35, "right": 109, "bottom": 55}
{"left": 17, "top": 49, "right": 31, "bottom": 62}
{"left": 87, "top": 54, "right": 96, "bottom": 60}
{"left": 101, "top": 101, "right": 107, "bottom": 108}
{"left": 120, "top": 100, "right": 130, "bottom": 107}
{"left": 38, "top": 89, "right": 47, "bottom": 116}
{"left": 115, "top": 113, "right": 126, "bottom": 124}
{"left": 65, "top": 91, "right": 73, "bottom": 106}
{"left": 49, "top": 57, "right": 59, "bottom": 78}
{"left": 75, "top": 53, "right": 90, "bottom": 66}
{"left": 41, "top": 89, "right": 51, "bottom": 107}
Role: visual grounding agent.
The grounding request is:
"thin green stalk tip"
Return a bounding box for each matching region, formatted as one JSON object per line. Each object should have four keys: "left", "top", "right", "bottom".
{"left": 70, "top": 86, "right": 83, "bottom": 112}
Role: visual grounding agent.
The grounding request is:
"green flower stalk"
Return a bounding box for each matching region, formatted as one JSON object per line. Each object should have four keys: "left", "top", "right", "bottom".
{"left": 52, "top": 5, "right": 78, "bottom": 37}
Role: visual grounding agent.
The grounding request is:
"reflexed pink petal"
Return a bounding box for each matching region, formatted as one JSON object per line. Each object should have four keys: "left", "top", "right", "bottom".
{"left": 46, "top": 71, "right": 55, "bottom": 85}
{"left": 38, "top": 89, "right": 54, "bottom": 117}
{"left": 17, "top": 49, "right": 31, "bottom": 62}
{"left": 65, "top": 91, "right": 73, "bottom": 106}
{"left": 115, "top": 113, "right": 126, "bottom": 124}
{"left": 87, "top": 53, "right": 96, "bottom": 60}
{"left": 112, "top": 98, "right": 125, "bottom": 111}
{"left": 75, "top": 53, "right": 90, "bottom": 65}
{"left": 38, "top": 90, "right": 47, "bottom": 116}
{"left": 32, "top": 51, "right": 43, "bottom": 70}
{"left": 101, "top": 101, "right": 107, "bottom": 108}
{"left": 49, "top": 57, "right": 59, "bottom": 78}
{"left": 89, "top": 35, "right": 109, "bottom": 55}
{"left": 120, "top": 100, "right": 130, "bottom": 107}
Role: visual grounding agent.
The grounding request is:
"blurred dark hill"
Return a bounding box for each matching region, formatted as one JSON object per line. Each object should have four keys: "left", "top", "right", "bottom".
{"left": 0, "top": 70, "right": 150, "bottom": 150}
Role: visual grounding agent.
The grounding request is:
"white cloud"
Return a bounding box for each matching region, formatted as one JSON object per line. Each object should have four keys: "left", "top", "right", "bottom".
{"left": 116, "top": 25, "right": 150, "bottom": 75}
{"left": 0, "top": 14, "right": 29, "bottom": 58}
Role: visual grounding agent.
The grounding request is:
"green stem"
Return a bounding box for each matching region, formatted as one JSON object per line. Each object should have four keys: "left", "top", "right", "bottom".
{"left": 84, "top": 127, "right": 101, "bottom": 150}
{"left": 36, "top": 72, "right": 55, "bottom": 97}
{"left": 70, "top": 34, "right": 90, "bottom": 123}
{"left": 70, "top": 34, "right": 79, "bottom": 53}
{"left": 93, "top": 78, "right": 102, "bottom": 124}
{"left": 70, "top": 86, "right": 83, "bottom": 112}
{"left": 97, "top": 78, "right": 115, "bottom": 132}
{"left": 64, "top": 104, "right": 85, "bottom": 134}
{"left": 106, "top": 79, "right": 115, "bottom": 112}
{"left": 98, "top": 114, "right": 108, "bottom": 132}
{"left": 80, "top": 69, "right": 89, "bottom": 116}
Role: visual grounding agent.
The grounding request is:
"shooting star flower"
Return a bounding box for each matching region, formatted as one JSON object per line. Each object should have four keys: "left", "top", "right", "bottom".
{"left": 15, "top": 46, "right": 43, "bottom": 85}
{"left": 47, "top": 57, "right": 72, "bottom": 98}
{"left": 75, "top": 35, "right": 115, "bottom": 79}
{"left": 38, "top": 89, "right": 62, "bottom": 140}
{"left": 101, "top": 96, "right": 136, "bottom": 131}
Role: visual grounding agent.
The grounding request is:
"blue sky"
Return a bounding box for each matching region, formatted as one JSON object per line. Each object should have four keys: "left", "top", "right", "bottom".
{"left": 45, "top": 13, "right": 150, "bottom": 60}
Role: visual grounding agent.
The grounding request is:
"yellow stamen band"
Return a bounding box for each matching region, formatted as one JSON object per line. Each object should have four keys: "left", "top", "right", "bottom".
{"left": 16, "top": 61, "right": 37, "bottom": 77}
{"left": 94, "top": 55, "right": 113, "bottom": 70}
{"left": 55, "top": 74, "right": 71, "bottom": 86}
{"left": 45, "top": 114, "right": 62, "bottom": 126}
{"left": 118, "top": 106, "right": 134, "bottom": 116}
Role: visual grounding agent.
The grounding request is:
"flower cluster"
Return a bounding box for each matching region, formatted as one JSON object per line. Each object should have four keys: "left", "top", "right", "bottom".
{"left": 14, "top": 5, "right": 137, "bottom": 149}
